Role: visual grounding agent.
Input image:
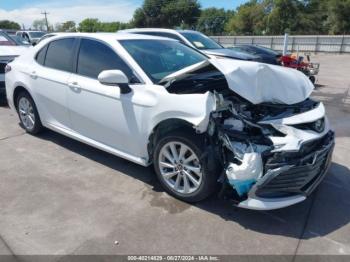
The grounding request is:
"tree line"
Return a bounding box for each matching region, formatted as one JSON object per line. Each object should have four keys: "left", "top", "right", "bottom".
{"left": 1, "top": 0, "right": 350, "bottom": 35}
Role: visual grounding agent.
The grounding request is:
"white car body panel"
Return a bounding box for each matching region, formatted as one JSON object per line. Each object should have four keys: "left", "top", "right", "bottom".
{"left": 0, "top": 46, "right": 29, "bottom": 57}
{"left": 0, "top": 46, "right": 29, "bottom": 92}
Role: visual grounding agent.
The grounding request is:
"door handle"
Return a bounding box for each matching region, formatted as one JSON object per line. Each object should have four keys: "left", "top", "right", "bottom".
{"left": 68, "top": 82, "right": 81, "bottom": 92}
{"left": 30, "top": 71, "right": 38, "bottom": 79}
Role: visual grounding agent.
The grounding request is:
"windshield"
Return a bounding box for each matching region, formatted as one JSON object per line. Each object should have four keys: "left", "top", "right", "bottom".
{"left": 180, "top": 32, "right": 222, "bottom": 50}
{"left": 0, "top": 32, "right": 17, "bottom": 46}
{"left": 28, "top": 32, "right": 46, "bottom": 38}
{"left": 120, "top": 39, "right": 207, "bottom": 83}
{"left": 9, "top": 35, "right": 30, "bottom": 46}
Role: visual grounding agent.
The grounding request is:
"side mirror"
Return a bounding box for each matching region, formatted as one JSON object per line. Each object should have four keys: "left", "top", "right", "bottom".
{"left": 98, "top": 70, "right": 131, "bottom": 94}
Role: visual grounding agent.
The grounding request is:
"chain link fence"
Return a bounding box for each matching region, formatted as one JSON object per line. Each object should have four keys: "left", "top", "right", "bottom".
{"left": 211, "top": 35, "right": 350, "bottom": 53}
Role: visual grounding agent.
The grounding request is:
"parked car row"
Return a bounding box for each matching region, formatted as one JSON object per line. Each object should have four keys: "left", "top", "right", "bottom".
{"left": 4, "top": 32, "right": 334, "bottom": 210}
{"left": 121, "top": 28, "right": 261, "bottom": 61}
{"left": 15, "top": 30, "right": 46, "bottom": 45}
{"left": 121, "top": 29, "right": 320, "bottom": 83}
{"left": 0, "top": 30, "right": 30, "bottom": 102}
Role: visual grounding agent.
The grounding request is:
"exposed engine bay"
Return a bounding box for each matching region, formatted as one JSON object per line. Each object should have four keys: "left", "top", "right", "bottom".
{"left": 161, "top": 59, "right": 334, "bottom": 210}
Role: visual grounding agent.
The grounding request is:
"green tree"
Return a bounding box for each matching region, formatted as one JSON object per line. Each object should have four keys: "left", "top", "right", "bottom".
{"left": 196, "top": 8, "right": 234, "bottom": 35}
{"left": 61, "top": 21, "right": 76, "bottom": 32}
{"left": 225, "top": 0, "right": 267, "bottom": 35}
{"left": 265, "top": 0, "right": 304, "bottom": 34}
{"left": 78, "top": 18, "right": 100, "bottom": 32}
{"left": 0, "top": 20, "right": 21, "bottom": 30}
{"left": 131, "top": 0, "right": 201, "bottom": 28}
{"left": 294, "top": 0, "right": 328, "bottom": 34}
{"left": 99, "top": 22, "right": 131, "bottom": 32}
{"left": 32, "top": 19, "right": 47, "bottom": 31}
{"left": 325, "top": 0, "right": 350, "bottom": 34}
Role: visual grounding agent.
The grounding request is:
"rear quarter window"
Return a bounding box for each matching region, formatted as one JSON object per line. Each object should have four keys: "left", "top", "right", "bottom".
{"left": 35, "top": 45, "right": 48, "bottom": 65}
{"left": 44, "top": 38, "right": 75, "bottom": 72}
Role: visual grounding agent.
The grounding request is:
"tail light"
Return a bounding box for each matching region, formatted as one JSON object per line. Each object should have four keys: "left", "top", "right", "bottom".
{"left": 5, "top": 64, "right": 11, "bottom": 73}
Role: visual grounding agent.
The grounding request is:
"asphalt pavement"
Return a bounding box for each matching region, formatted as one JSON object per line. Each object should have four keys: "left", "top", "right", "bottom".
{"left": 0, "top": 54, "right": 349, "bottom": 261}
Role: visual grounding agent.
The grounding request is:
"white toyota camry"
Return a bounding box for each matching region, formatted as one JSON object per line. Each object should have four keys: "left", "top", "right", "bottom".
{"left": 5, "top": 33, "right": 334, "bottom": 210}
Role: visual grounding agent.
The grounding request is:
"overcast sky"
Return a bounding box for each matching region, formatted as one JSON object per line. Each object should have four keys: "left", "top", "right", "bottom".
{"left": 0, "top": 0, "right": 247, "bottom": 28}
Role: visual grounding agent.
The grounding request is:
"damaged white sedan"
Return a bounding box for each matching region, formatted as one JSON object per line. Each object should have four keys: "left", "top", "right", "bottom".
{"left": 5, "top": 33, "right": 334, "bottom": 210}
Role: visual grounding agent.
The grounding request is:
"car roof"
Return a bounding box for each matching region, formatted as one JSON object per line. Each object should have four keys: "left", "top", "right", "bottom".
{"left": 120, "top": 28, "right": 199, "bottom": 34}
{"left": 48, "top": 32, "right": 178, "bottom": 42}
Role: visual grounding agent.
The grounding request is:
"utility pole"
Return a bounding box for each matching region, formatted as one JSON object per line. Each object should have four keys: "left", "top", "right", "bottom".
{"left": 41, "top": 11, "right": 49, "bottom": 32}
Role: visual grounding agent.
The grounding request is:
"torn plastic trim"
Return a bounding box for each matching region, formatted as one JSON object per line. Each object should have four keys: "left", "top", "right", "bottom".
{"left": 238, "top": 195, "right": 306, "bottom": 210}
{"left": 266, "top": 117, "right": 330, "bottom": 152}
{"left": 254, "top": 102, "right": 330, "bottom": 152}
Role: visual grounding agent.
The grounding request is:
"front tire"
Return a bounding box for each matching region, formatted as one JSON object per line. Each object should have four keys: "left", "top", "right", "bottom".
{"left": 153, "top": 130, "right": 219, "bottom": 203}
{"left": 16, "top": 92, "right": 43, "bottom": 134}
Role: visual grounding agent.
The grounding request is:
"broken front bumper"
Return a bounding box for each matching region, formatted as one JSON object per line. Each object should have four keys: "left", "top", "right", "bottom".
{"left": 235, "top": 131, "right": 334, "bottom": 210}
{"left": 221, "top": 101, "right": 334, "bottom": 210}
{"left": 243, "top": 132, "right": 334, "bottom": 210}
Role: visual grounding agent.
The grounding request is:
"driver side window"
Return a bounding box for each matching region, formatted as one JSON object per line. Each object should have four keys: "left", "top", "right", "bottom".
{"left": 77, "top": 39, "right": 139, "bottom": 83}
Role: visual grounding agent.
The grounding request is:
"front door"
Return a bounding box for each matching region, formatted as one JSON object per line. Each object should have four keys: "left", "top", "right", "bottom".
{"left": 67, "top": 38, "right": 143, "bottom": 157}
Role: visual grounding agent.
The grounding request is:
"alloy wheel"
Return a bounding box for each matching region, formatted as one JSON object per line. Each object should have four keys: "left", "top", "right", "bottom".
{"left": 18, "top": 97, "right": 36, "bottom": 131}
{"left": 158, "top": 141, "right": 202, "bottom": 194}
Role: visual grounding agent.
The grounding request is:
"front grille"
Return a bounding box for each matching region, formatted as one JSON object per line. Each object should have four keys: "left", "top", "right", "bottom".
{"left": 0, "top": 62, "right": 6, "bottom": 74}
{"left": 255, "top": 131, "right": 334, "bottom": 198}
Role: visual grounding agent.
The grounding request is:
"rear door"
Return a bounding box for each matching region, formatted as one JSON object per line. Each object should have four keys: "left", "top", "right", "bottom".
{"left": 31, "top": 38, "right": 76, "bottom": 129}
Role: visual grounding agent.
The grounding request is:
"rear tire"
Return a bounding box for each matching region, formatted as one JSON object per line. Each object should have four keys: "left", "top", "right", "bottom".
{"left": 16, "top": 92, "right": 43, "bottom": 134}
{"left": 153, "top": 130, "right": 220, "bottom": 203}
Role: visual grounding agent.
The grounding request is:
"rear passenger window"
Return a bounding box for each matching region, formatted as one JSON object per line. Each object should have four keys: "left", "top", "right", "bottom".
{"left": 35, "top": 45, "right": 48, "bottom": 65}
{"left": 77, "top": 39, "right": 135, "bottom": 80}
{"left": 45, "top": 38, "right": 75, "bottom": 72}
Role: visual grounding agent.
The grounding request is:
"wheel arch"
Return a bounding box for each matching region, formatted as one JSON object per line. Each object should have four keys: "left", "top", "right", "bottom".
{"left": 13, "top": 85, "right": 32, "bottom": 111}
{"left": 147, "top": 118, "right": 199, "bottom": 163}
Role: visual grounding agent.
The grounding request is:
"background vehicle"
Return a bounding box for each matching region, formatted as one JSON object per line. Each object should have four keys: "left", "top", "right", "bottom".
{"left": 231, "top": 44, "right": 282, "bottom": 65}
{"left": 8, "top": 35, "right": 31, "bottom": 46}
{"left": 120, "top": 28, "right": 261, "bottom": 61}
{"left": 16, "top": 31, "right": 46, "bottom": 45}
{"left": 0, "top": 30, "right": 29, "bottom": 103}
{"left": 36, "top": 33, "right": 58, "bottom": 44}
{"left": 5, "top": 33, "right": 333, "bottom": 210}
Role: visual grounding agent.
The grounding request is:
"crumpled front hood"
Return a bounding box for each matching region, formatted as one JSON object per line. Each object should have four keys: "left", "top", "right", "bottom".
{"left": 210, "top": 58, "right": 314, "bottom": 105}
